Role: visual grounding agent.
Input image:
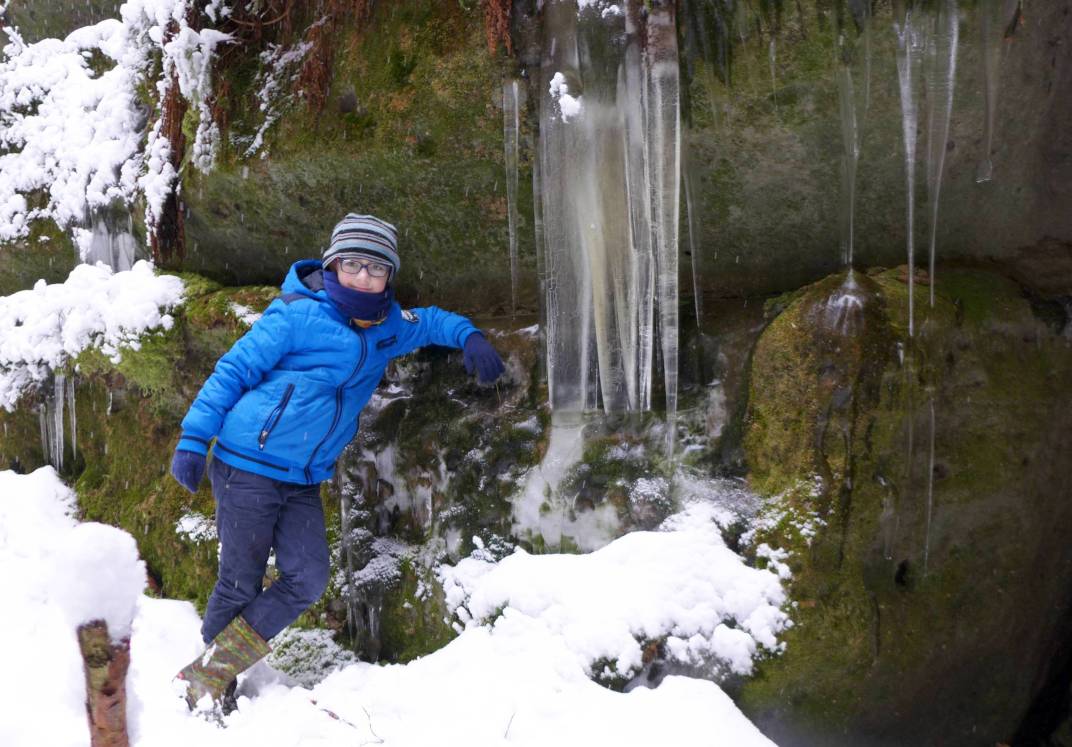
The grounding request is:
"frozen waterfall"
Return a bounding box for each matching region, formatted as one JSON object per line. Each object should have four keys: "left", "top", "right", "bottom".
{"left": 535, "top": 0, "right": 681, "bottom": 454}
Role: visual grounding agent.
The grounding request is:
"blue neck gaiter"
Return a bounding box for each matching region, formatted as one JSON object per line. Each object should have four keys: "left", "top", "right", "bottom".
{"left": 323, "top": 270, "right": 393, "bottom": 323}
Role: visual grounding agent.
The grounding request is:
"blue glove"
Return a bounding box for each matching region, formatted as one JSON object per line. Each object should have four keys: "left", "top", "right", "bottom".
{"left": 463, "top": 333, "right": 505, "bottom": 385}
{"left": 170, "top": 449, "right": 206, "bottom": 494}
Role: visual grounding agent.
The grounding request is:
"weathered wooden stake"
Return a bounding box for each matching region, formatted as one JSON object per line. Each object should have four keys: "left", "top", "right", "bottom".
{"left": 76, "top": 620, "right": 131, "bottom": 747}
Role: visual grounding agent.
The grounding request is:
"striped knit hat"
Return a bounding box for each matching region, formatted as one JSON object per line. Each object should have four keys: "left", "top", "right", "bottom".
{"left": 323, "top": 214, "right": 400, "bottom": 278}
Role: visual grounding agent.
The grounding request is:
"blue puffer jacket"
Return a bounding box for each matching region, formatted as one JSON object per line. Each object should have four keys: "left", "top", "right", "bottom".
{"left": 177, "top": 260, "right": 478, "bottom": 484}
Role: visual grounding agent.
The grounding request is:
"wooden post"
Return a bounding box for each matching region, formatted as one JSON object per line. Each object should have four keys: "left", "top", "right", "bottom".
{"left": 77, "top": 620, "right": 131, "bottom": 747}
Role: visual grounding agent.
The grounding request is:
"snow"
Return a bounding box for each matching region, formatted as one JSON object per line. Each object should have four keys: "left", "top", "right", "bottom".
{"left": 0, "top": 21, "right": 143, "bottom": 245}
{"left": 442, "top": 497, "right": 789, "bottom": 680}
{"left": 0, "top": 468, "right": 144, "bottom": 747}
{"left": 239, "top": 40, "right": 312, "bottom": 159}
{"left": 175, "top": 511, "right": 217, "bottom": 543}
{"left": 549, "top": 72, "right": 582, "bottom": 122}
{"left": 0, "top": 1, "right": 229, "bottom": 248}
{"left": 228, "top": 302, "right": 262, "bottom": 326}
{"left": 0, "top": 261, "right": 185, "bottom": 410}
{"left": 0, "top": 466, "right": 785, "bottom": 746}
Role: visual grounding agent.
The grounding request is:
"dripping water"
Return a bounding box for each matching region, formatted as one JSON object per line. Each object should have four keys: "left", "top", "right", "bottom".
{"left": 837, "top": 42, "right": 860, "bottom": 267}
{"left": 894, "top": 5, "right": 925, "bottom": 337}
{"left": 923, "top": 393, "right": 936, "bottom": 576}
{"left": 503, "top": 78, "right": 522, "bottom": 316}
{"left": 975, "top": 0, "right": 1019, "bottom": 182}
{"left": 923, "top": 0, "right": 959, "bottom": 306}
{"left": 682, "top": 140, "right": 704, "bottom": 330}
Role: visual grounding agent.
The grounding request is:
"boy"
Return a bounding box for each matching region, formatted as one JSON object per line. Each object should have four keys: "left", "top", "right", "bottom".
{"left": 168, "top": 213, "right": 504, "bottom": 710}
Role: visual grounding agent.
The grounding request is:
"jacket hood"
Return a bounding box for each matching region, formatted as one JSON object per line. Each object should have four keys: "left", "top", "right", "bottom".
{"left": 281, "top": 260, "right": 327, "bottom": 299}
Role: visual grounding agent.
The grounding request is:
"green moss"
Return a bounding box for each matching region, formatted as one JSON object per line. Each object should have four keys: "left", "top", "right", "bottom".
{"left": 72, "top": 377, "right": 220, "bottom": 607}
{"left": 737, "top": 266, "right": 1072, "bottom": 740}
{"left": 180, "top": 0, "right": 533, "bottom": 314}
{"left": 0, "top": 271, "right": 283, "bottom": 616}
{"left": 0, "top": 217, "right": 78, "bottom": 296}
{"left": 379, "top": 557, "right": 455, "bottom": 663}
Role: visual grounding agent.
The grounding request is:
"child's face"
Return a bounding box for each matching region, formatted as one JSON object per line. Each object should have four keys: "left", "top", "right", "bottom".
{"left": 332, "top": 259, "right": 389, "bottom": 294}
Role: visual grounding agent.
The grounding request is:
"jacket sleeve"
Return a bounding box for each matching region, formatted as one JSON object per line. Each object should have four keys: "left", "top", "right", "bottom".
{"left": 392, "top": 305, "right": 479, "bottom": 357}
{"left": 176, "top": 301, "right": 293, "bottom": 455}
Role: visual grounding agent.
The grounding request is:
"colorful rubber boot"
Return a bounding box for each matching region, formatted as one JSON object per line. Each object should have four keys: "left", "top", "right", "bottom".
{"left": 174, "top": 615, "right": 270, "bottom": 712}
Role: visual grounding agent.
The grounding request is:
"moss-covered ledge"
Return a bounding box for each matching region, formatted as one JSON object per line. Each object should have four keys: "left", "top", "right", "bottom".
{"left": 0, "top": 273, "right": 278, "bottom": 608}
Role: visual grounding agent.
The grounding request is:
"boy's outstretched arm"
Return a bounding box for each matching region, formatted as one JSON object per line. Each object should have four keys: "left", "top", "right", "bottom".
{"left": 395, "top": 305, "right": 504, "bottom": 384}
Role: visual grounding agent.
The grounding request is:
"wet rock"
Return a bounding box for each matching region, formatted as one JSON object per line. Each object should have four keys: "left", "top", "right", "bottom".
{"left": 738, "top": 266, "right": 1072, "bottom": 746}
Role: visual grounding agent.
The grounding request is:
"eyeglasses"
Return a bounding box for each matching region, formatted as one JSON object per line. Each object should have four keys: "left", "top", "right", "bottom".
{"left": 336, "top": 258, "right": 391, "bottom": 278}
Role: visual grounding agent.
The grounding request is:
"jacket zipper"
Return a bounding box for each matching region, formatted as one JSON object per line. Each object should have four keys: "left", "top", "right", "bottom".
{"left": 215, "top": 442, "right": 289, "bottom": 472}
{"left": 304, "top": 334, "right": 366, "bottom": 482}
{"left": 258, "top": 383, "right": 296, "bottom": 450}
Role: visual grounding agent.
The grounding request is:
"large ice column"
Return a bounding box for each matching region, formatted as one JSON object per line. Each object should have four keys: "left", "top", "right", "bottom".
{"left": 38, "top": 373, "right": 74, "bottom": 472}
{"left": 579, "top": 4, "right": 641, "bottom": 413}
{"left": 82, "top": 207, "right": 137, "bottom": 272}
{"left": 537, "top": 0, "right": 681, "bottom": 446}
{"left": 644, "top": 1, "right": 682, "bottom": 450}
{"left": 539, "top": 0, "right": 597, "bottom": 411}
{"left": 620, "top": 10, "right": 655, "bottom": 412}
{"left": 923, "top": 0, "right": 959, "bottom": 307}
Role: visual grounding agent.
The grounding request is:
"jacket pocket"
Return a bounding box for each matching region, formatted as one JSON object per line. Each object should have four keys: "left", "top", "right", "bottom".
{"left": 258, "top": 383, "right": 296, "bottom": 451}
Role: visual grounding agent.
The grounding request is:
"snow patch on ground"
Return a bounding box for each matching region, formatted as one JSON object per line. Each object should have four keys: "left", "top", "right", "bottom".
{"left": 1, "top": 465, "right": 784, "bottom": 747}
{"left": 442, "top": 490, "right": 790, "bottom": 681}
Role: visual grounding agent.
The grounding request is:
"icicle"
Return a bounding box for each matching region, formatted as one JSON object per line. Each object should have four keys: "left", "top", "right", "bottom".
{"left": 532, "top": 130, "right": 548, "bottom": 385}
{"left": 682, "top": 140, "right": 704, "bottom": 329}
{"left": 539, "top": 0, "right": 596, "bottom": 412}
{"left": 894, "top": 7, "right": 925, "bottom": 337}
{"left": 66, "top": 375, "right": 76, "bottom": 464}
{"left": 837, "top": 41, "right": 860, "bottom": 268}
{"left": 44, "top": 374, "right": 65, "bottom": 473}
{"left": 646, "top": 1, "right": 682, "bottom": 455}
{"left": 923, "top": 0, "right": 959, "bottom": 306}
{"left": 862, "top": 7, "right": 873, "bottom": 115}
{"left": 975, "top": 0, "right": 1018, "bottom": 182}
{"left": 768, "top": 37, "right": 777, "bottom": 109}
{"left": 38, "top": 406, "right": 48, "bottom": 469}
{"left": 503, "top": 78, "right": 522, "bottom": 316}
{"left": 338, "top": 489, "right": 359, "bottom": 650}
{"left": 923, "top": 394, "right": 936, "bottom": 576}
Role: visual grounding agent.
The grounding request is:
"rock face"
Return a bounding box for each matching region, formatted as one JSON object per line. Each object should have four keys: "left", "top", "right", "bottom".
{"left": 682, "top": 0, "right": 1072, "bottom": 298}
{"left": 2, "top": 2, "right": 1070, "bottom": 306}
{"left": 179, "top": 0, "right": 534, "bottom": 315}
{"left": 330, "top": 321, "right": 547, "bottom": 662}
{"left": 738, "top": 265, "right": 1072, "bottom": 745}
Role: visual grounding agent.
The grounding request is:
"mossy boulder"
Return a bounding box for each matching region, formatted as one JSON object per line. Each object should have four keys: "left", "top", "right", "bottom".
{"left": 737, "top": 265, "right": 1072, "bottom": 745}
